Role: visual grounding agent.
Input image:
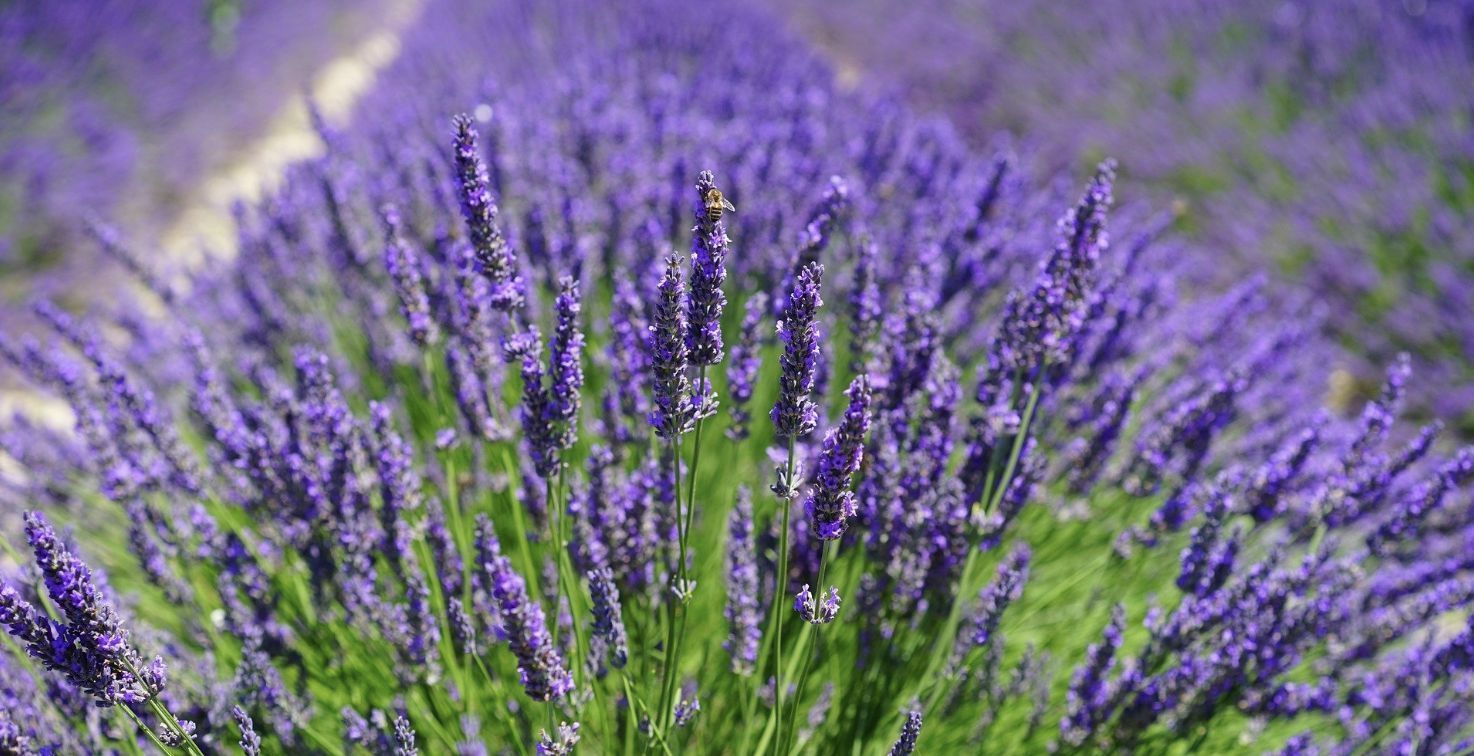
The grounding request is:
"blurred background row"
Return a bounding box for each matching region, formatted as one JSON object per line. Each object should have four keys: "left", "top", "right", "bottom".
{"left": 776, "top": 0, "right": 1474, "bottom": 428}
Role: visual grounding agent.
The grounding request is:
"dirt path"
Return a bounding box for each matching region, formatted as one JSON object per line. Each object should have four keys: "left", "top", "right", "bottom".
{"left": 160, "top": 0, "right": 424, "bottom": 264}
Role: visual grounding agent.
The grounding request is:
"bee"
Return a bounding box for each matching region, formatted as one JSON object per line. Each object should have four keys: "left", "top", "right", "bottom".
{"left": 703, "top": 187, "right": 736, "bottom": 223}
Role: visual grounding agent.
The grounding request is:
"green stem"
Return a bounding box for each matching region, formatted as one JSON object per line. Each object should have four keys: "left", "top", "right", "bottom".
{"left": 983, "top": 386, "right": 1043, "bottom": 516}
{"left": 298, "top": 723, "right": 347, "bottom": 756}
{"left": 547, "top": 477, "right": 568, "bottom": 647}
{"left": 787, "top": 539, "right": 835, "bottom": 751}
{"left": 622, "top": 671, "right": 639, "bottom": 755}
{"left": 1308, "top": 521, "right": 1328, "bottom": 556}
{"left": 682, "top": 367, "right": 709, "bottom": 559}
{"left": 657, "top": 367, "right": 712, "bottom": 743}
{"left": 737, "top": 667, "right": 758, "bottom": 755}
{"left": 656, "top": 436, "right": 686, "bottom": 739}
{"left": 499, "top": 446, "right": 544, "bottom": 607}
{"left": 625, "top": 672, "right": 675, "bottom": 756}
{"left": 416, "top": 538, "right": 471, "bottom": 719}
{"left": 119, "top": 705, "right": 172, "bottom": 754}
{"left": 120, "top": 655, "right": 203, "bottom": 756}
{"left": 760, "top": 437, "right": 799, "bottom": 754}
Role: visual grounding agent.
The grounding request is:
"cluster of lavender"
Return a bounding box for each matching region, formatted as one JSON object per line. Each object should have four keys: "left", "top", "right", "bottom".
{"left": 1, "top": 0, "right": 1472, "bottom": 752}
{"left": 782, "top": 0, "right": 1474, "bottom": 428}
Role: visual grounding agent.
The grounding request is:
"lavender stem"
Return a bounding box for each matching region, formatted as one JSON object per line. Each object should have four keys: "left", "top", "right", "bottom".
{"left": 767, "top": 437, "right": 799, "bottom": 754}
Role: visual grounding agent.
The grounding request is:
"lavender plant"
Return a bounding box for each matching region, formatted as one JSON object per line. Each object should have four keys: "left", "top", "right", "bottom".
{"left": 2, "top": 0, "right": 1474, "bottom": 753}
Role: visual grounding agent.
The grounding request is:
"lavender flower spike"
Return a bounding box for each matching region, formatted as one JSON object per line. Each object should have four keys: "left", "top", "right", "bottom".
{"left": 726, "top": 292, "right": 768, "bottom": 441}
{"left": 370, "top": 401, "right": 424, "bottom": 566}
{"left": 1061, "top": 604, "right": 1126, "bottom": 747}
{"left": 393, "top": 714, "right": 418, "bottom": 756}
{"left": 548, "top": 275, "right": 586, "bottom": 452}
{"left": 968, "top": 543, "right": 1031, "bottom": 649}
{"left": 233, "top": 706, "right": 262, "bottom": 756}
{"left": 0, "top": 709, "right": 33, "bottom": 756}
{"left": 381, "top": 204, "right": 438, "bottom": 347}
{"left": 0, "top": 585, "right": 46, "bottom": 667}
{"left": 688, "top": 170, "right": 731, "bottom": 367}
{"left": 476, "top": 515, "right": 574, "bottom": 701}
{"left": 888, "top": 708, "right": 923, "bottom": 756}
{"left": 848, "top": 236, "right": 882, "bottom": 374}
{"left": 587, "top": 567, "right": 629, "bottom": 669}
{"left": 649, "top": 254, "right": 695, "bottom": 439}
{"left": 724, "top": 487, "right": 763, "bottom": 674}
{"left": 13, "top": 511, "right": 154, "bottom": 706}
{"left": 805, "top": 374, "right": 873, "bottom": 540}
{"left": 504, "top": 329, "right": 557, "bottom": 479}
{"left": 674, "top": 684, "right": 701, "bottom": 727}
{"left": 451, "top": 114, "right": 523, "bottom": 310}
{"left": 772, "top": 261, "right": 824, "bottom": 441}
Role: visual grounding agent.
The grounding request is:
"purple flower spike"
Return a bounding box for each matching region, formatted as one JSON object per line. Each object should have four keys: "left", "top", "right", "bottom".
{"left": 506, "top": 328, "right": 558, "bottom": 479}
{"left": 1244, "top": 421, "right": 1322, "bottom": 523}
{"left": 967, "top": 543, "right": 1031, "bottom": 649}
{"left": 688, "top": 170, "right": 731, "bottom": 367}
{"left": 888, "top": 708, "right": 923, "bottom": 756}
{"left": 1062, "top": 604, "right": 1126, "bottom": 747}
{"left": 451, "top": 114, "right": 523, "bottom": 310}
{"left": 674, "top": 683, "right": 701, "bottom": 728}
{"left": 393, "top": 714, "right": 418, "bottom": 756}
{"left": 798, "top": 176, "right": 851, "bottom": 264}
{"left": 547, "top": 275, "right": 586, "bottom": 453}
{"left": 2, "top": 512, "right": 153, "bottom": 707}
{"left": 504, "top": 289, "right": 584, "bottom": 481}
{"left": 233, "top": 706, "right": 262, "bottom": 756}
{"left": 724, "top": 487, "right": 763, "bottom": 674}
{"left": 1177, "top": 485, "right": 1236, "bottom": 597}
{"left": 0, "top": 584, "right": 45, "bottom": 660}
{"left": 987, "top": 160, "right": 1116, "bottom": 382}
{"left": 848, "top": 236, "right": 882, "bottom": 374}
{"left": 649, "top": 254, "right": 695, "bottom": 439}
{"left": 587, "top": 567, "right": 629, "bottom": 670}
{"left": 475, "top": 516, "right": 574, "bottom": 702}
{"left": 804, "top": 374, "right": 873, "bottom": 540}
{"left": 369, "top": 401, "right": 423, "bottom": 567}
{"left": 772, "top": 261, "right": 824, "bottom": 442}
{"left": 381, "top": 203, "right": 439, "bottom": 347}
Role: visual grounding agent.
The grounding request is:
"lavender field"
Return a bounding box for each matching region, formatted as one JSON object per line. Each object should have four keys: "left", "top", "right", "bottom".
{"left": 0, "top": 1, "right": 1471, "bottom": 754}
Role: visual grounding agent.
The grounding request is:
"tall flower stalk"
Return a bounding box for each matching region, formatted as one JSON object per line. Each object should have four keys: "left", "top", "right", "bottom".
{"left": 763, "top": 260, "right": 824, "bottom": 749}
{"left": 656, "top": 170, "right": 732, "bottom": 735}
{"left": 784, "top": 373, "right": 871, "bottom": 747}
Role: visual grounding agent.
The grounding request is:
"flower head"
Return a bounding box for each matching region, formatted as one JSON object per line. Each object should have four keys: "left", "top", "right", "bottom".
{"left": 794, "top": 584, "right": 841, "bottom": 625}
{"left": 772, "top": 261, "right": 824, "bottom": 441}
{"left": 688, "top": 170, "right": 731, "bottom": 367}
{"left": 804, "top": 374, "right": 873, "bottom": 540}
{"left": 649, "top": 254, "right": 696, "bottom": 439}
{"left": 451, "top": 114, "right": 523, "bottom": 310}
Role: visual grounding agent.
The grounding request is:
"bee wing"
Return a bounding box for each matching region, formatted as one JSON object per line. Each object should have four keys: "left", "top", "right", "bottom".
{"left": 721, "top": 197, "right": 737, "bottom": 212}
